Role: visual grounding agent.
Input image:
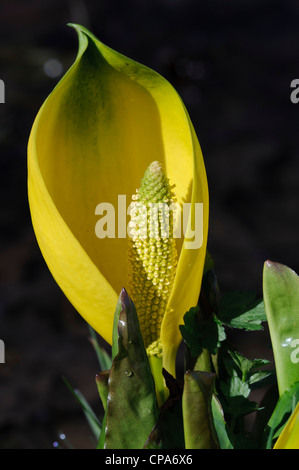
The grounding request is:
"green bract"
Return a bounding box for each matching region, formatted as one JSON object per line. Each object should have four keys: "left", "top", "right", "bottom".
{"left": 263, "top": 260, "right": 299, "bottom": 396}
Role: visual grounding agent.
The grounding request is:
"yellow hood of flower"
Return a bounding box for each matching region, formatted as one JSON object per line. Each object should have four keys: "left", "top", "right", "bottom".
{"left": 27, "top": 24, "right": 209, "bottom": 376}
{"left": 274, "top": 401, "right": 299, "bottom": 449}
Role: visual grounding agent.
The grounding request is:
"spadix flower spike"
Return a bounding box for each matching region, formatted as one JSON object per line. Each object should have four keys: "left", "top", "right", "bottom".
{"left": 27, "top": 24, "right": 209, "bottom": 377}
{"left": 128, "top": 161, "right": 177, "bottom": 357}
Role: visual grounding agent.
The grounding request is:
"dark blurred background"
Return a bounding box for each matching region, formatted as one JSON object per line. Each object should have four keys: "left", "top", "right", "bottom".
{"left": 0, "top": 0, "right": 298, "bottom": 448}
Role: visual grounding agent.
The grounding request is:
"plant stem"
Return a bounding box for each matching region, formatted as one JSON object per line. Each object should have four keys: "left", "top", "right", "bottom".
{"left": 148, "top": 355, "right": 166, "bottom": 407}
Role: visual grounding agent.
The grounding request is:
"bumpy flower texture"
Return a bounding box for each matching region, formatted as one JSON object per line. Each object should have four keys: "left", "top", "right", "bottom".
{"left": 128, "top": 161, "right": 177, "bottom": 358}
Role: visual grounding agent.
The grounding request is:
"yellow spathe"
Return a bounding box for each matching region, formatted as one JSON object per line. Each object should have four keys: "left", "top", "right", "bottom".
{"left": 274, "top": 401, "right": 299, "bottom": 449}
{"left": 27, "top": 24, "right": 209, "bottom": 376}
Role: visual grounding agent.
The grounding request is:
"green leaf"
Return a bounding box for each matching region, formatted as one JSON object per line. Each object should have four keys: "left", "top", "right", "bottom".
{"left": 265, "top": 381, "right": 299, "bottom": 448}
{"left": 88, "top": 325, "right": 112, "bottom": 371}
{"left": 144, "top": 369, "right": 185, "bottom": 449}
{"left": 63, "top": 377, "right": 101, "bottom": 441}
{"left": 96, "top": 371, "right": 109, "bottom": 449}
{"left": 96, "top": 293, "right": 123, "bottom": 449}
{"left": 182, "top": 370, "right": 219, "bottom": 449}
{"left": 222, "top": 394, "right": 261, "bottom": 421}
{"left": 218, "top": 291, "right": 266, "bottom": 330}
{"left": 179, "top": 306, "right": 222, "bottom": 357}
{"left": 228, "top": 349, "right": 272, "bottom": 384}
{"left": 111, "top": 291, "right": 123, "bottom": 360}
{"left": 249, "top": 370, "right": 274, "bottom": 387}
{"left": 263, "top": 261, "right": 299, "bottom": 396}
{"left": 211, "top": 395, "right": 234, "bottom": 449}
{"left": 218, "top": 366, "right": 262, "bottom": 443}
{"left": 95, "top": 370, "right": 109, "bottom": 411}
{"left": 103, "top": 288, "right": 159, "bottom": 449}
{"left": 221, "top": 370, "right": 251, "bottom": 399}
{"left": 75, "top": 389, "right": 102, "bottom": 441}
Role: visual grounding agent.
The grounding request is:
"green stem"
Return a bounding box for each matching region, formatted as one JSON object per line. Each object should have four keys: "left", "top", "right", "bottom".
{"left": 194, "top": 348, "right": 211, "bottom": 372}
{"left": 148, "top": 355, "right": 166, "bottom": 407}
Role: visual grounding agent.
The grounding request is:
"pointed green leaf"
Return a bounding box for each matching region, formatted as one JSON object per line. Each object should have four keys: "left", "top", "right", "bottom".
{"left": 211, "top": 395, "right": 234, "bottom": 449}
{"left": 96, "top": 293, "right": 122, "bottom": 449}
{"left": 263, "top": 261, "right": 299, "bottom": 396}
{"left": 96, "top": 371, "right": 109, "bottom": 449}
{"left": 88, "top": 325, "right": 112, "bottom": 371}
{"left": 95, "top": 370, "right": 109, "bottom": 411}
{"left": 182, "top": 370, "right": 219, "bottom": 449}
{"left": 74, "top": 389, "right": 102, "bottom": 441}
{"left": 97, "top": 412, "right": 107, "bottom": 449}
{"left": 104, "top": 288, "right": 159, "bottom": 449}
{"left": 63, "top": 377, "right": 101, "bottom": 441}
{"left": 249, "top": 370, "right": 274, "bottom": 387}
{"left": 111, "top": 291, "right": 123, "bottom": 360}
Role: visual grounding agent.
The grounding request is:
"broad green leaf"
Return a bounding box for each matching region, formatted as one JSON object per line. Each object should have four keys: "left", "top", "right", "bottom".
{"left": 218, "top": 291, "right": 266, "bottom": 330}
{"left": 179, "top": 306, "right": 222, "bottom": 357}
{"left": 227, "top": 372, "right": 251, "bottom": 398}
{"left": 222, "top": 395, "right": 261, "bottom": 419}
{"left": 104, "top": 288, "right": 159, "bottom": 449}
{"left": 263, "top": 261, "right": 299, "bottom": 396}
{"left": 219, "top": 366, "right": 262, "bottom": 444}
{"left": 182, "top": 370, "right": 219, "bottom": 449}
